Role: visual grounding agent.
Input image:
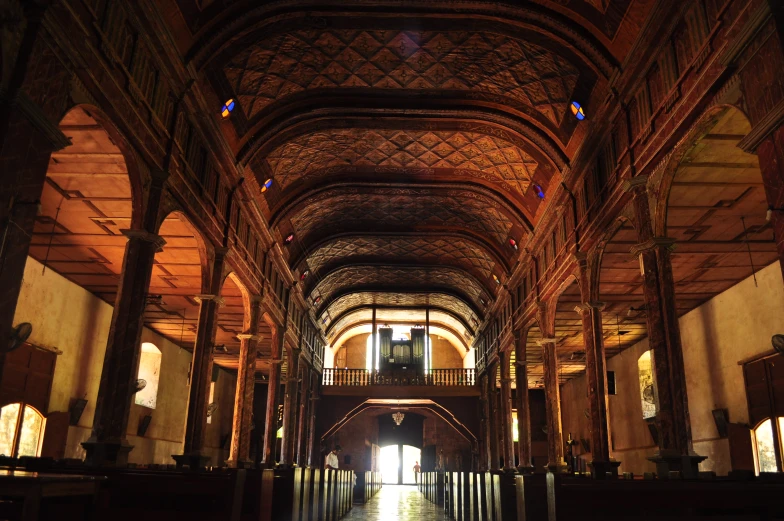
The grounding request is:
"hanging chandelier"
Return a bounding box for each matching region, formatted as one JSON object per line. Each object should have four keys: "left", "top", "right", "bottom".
{"left": 392, "top": 411, "right": 405, "bottom": 426}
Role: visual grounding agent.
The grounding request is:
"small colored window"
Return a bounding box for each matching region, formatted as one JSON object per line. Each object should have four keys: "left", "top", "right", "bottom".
{"left": 284, "top": 233, "right": 295, "bottom": 244}
{"left": 509, "top": 238, "right": 518, "bottom": 250}
{"left": 533, "top": 184, "right": 545, "bottom": 199}
{"left": 301, "top": 270, "right": 309, "bottom": 281}
{"left": 570, "top": 101, "right": 585, "bottom": 120}
{"left": 221, "top": 99, "right": 236, "bottom": 118}
{"left": 492, "top": 274, "right": 501, "bottom": 285}
{"left": 262, "top": 178, "right": 273, "bottom": 193}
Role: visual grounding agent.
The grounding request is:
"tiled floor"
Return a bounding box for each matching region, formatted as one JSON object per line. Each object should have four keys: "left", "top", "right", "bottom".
{"left": 344, "top": 485, "right": 446, "bottom": 520}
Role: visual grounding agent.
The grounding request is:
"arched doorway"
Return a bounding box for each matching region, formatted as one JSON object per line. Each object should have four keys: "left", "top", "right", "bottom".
{"left": 379, "top": 443, "right": 421, "bottom": 485}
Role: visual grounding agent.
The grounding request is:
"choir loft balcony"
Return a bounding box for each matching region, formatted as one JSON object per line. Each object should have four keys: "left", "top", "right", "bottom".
{"left": 321, "top": 368, "right": 478, "bottom": 397}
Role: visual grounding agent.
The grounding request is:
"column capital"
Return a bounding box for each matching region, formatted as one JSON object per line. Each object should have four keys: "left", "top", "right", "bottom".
{"left": 536, "top": 338, "right": 558, "bottom": 346}
{"left": 237, "top": 333, "right": 263, "bottom": 342}
{"left": 269, "top": 359, "right": 284, "bottom": 365}
{"left": 120, "top": 229, "right": 166, "bottom": 252}
{"left": 574, "top": 301, "right": 605, "bottom": 314}
{"left": 621, "top": 175, "right": 649, "bottom": 193}
{"left": 193, "top": 294, "right": 226, "bottom": 307}
{"left": 630, "top": 237, "right": 676, "bottom": 257}
{"left": 571, "top": 251, "right": 588, "bottom": 264}
{"left": 214, "top": 246, "right": 232, "bottom": 261}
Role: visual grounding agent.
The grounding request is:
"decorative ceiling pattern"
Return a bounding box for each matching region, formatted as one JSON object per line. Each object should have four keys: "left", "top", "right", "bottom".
{"left": 304, "top": 236, "right": 496, "bottom": 280}
{"left": 266, "top": 129, "right": 539, "bottom": 196}
{"left": 310, "top": 265, "right": 485, "bottom": 310}
{"left": 288, "top": 189, "right": 516, "bottom": 245}
{"left": 321, "top": 291, "right": 479, "bottom": 329}
{"left": 224, "top": 29, "right": 580, "bottom": 125}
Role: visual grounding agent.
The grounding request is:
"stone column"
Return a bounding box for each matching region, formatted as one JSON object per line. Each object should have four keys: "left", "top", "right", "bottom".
{"left": 82, "top": 230, "right": 166, "bottom": 465}
{"left": 174, "top": 248, "right": 229, "bottom": 468}
{"left": 479, "top": 373, "right": 490, "bottom": 472}
{"left": 228, "top": 297, "right": 262, "bottom": 468}
{"left": 539, "top": 337, "right": 567, "bottom": 472}
{"left": 83, "top": 170, "right": 168, "bottom": 466}
{"left": 488, "top": 364, "right": 501, "bottom": 471}
{"left": 499, "top": 350, "right": 516, "bottom": 472}
{"left": 624, "top": 177, "right": 704, "bottom": 477}
{"left": 296, "top": 363, "right": 312, "bottom": 466}
{"left": 307, "top": 372, "right": 320, "bottom": 467}
{"left": 575, "top": 299, "right": 619, "bottom": 478}
{"left": 262, "top": 355, "right": 282, "bottom": 467}
{"left": 514, "top": 329, "right": 534, "bottom": 473}
{"left": 280, "top": 348, "right": 301, "bottom": 466}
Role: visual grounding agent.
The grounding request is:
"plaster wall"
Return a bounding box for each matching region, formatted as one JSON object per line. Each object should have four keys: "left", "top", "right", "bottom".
{"left": 560, "top": 261, "right": 784, "bottom": 476}
{"left": 14, "top": 256, "right": 237, "bottom": 465}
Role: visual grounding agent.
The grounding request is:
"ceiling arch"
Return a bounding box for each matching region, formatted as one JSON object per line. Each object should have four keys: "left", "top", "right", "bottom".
{"left": 310, "top": 263, "right": 486, "bottom": 311}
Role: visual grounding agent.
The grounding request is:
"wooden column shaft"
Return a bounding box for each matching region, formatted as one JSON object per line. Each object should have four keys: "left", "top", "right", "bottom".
{"left": 540, "top": 339, "right": 566, "bottom": 471}
{"left": 499, "top": 351, "right": 516, "bottom": 471}
{"left": 229, "top": 301, "right": 261, "bottom": 466}
{"left": 280, "top": 350, "right": 301, "bottom": 465}
{"left": 514, "top": 330, "right": 533, "bottom": 470}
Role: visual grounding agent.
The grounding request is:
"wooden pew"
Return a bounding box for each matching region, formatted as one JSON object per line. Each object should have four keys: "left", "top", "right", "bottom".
{"left": 515, "top": 474, "right": 548, "bottom": 521}
{"left": 545, "top": 473, "right": 784, "bottom": 521}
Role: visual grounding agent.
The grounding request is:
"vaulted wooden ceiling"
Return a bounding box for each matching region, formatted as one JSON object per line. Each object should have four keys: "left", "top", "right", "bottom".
{"left": 166, "top": 0, "right": 632, "bottom": 345}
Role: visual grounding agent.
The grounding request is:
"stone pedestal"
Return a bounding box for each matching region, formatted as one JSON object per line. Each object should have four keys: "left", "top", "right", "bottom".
{"left": 648, "top": 450, "right": 707, "bottom": 479}
{"left": 588, "top": 459, "right": 622, "bottom": 479}
{"left": 172, "top": 453, "right": 211, "bottom": 470}
{"left": 81, "top": 438, "right": 133, "bottom": 467}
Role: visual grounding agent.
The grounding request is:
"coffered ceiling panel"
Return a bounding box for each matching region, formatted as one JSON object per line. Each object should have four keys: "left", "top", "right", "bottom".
{"left": 304, "top": 236, "right": 497, "bottom": 280}
{"left": 310, "top": 265, "right": 486, "bottom": 311}
{"left": 286, "top": 187, "right": 518, "bottom": 247}
{"left": 266, "top": 128, "right": 539, "bottom": 197}
{"left": 224, "top": 29, "right": 580, "bottom": 126}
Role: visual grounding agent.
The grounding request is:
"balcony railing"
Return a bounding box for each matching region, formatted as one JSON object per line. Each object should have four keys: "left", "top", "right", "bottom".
{"left": 322, "top": 368, "right": 475, "bottom": 387}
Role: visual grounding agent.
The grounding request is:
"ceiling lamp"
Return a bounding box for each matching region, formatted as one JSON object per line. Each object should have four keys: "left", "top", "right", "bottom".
{"left": 533, "top": 184, "right": 545, "bottom": 199}
{"left": 570, "top": 101, "right": 585, "bottom": 121}
{"left": 284, "top": 233, "right": 295, "bottom": 244}
{"left": 221, "top": 99, "right": 236, "bottom": 118}
{"left": 300, "top": 270, "right": 309, "bottom": 281}
{"left": 509, "top": 238, "right": 518, "bottom": 250}
{"left": 261, "top": 178, "right": 273, "bottom": 192}
{"left": 392, "top": 411, "right": 405, "bottom": 426}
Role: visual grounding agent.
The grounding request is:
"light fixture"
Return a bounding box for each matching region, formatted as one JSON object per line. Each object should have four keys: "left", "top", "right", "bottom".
{"left": 509, "top": 238, "right": 518, "bottom": 250}
{"left": 221, "top": 99, "right": 236, "bottom": 118}
{"left": 570, "top": 101, "right": 585, "bottom": 121}
{"left": 300, "top": 270, "right": 309, "bottom": 281}
{"left": 261, "top": 178, "right": 273, "bottom": 192}
{"left": 533, "top": 184, "right": 545, "bottom": 199}
{"left": 392, "top": 411, "right": 405, "bottom": 426}
{"left": 284, "top": 233, "right": 295, "bottom": 244}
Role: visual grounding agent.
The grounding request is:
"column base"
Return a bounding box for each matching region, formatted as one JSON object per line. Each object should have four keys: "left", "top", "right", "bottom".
{"left": 82, "top": 437, "right": 134, "bottom": 467}
{"left": 588, "top": 459, "right": 622, "bottom": 479}
{"left": 172, "top": 453, "right": 211, "bottom": 470}
{"left": 226, "top": 459, "right": 256, "bottom": 469}
{"left": 516, "top": 465, "right": 536, "bottom": 475}
{"left": 648, "top": 450, "right": 707, "bottom": 479}
{"left": 546, "top": 460, "right": 569, "bottom": 474}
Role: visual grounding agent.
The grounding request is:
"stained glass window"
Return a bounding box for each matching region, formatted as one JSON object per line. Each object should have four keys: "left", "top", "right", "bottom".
{"left": 570, "top": 101, "right": 585, "bottom": 120}
{"left": 221, "top": 99, "right": 235, "bottom": 118}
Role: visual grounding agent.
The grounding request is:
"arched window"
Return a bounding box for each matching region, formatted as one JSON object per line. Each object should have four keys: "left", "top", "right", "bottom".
{"left": 135, "top": 342, "right": 162, "bottom": 409}
{"left": 0, "top": 403, "right": 45, "bottom": 458}
{"left": 753, "top": 418, "right": 780, "bottom": 473}
{"left": 638, "top": 350, "right": 657, "bottom": 419}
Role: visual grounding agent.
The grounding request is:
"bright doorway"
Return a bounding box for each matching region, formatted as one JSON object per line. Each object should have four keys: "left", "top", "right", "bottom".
{"left": 379, "top": 444, "right": 421, "bottom": 485}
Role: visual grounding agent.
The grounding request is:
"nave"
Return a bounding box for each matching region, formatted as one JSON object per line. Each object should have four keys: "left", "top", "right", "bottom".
{"left": 345, "top": 486, "right": 444, "bottom": 521}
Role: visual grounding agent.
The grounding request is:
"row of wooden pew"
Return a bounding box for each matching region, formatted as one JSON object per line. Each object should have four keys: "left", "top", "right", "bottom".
{"left": 0, "top": 461, "right": 355, "bottom": 521}
{"left": 420, "top": 470, "right": 784, "bottom": 521}
{"left": 353, "top": 471, "right": 382, "bottom": 504}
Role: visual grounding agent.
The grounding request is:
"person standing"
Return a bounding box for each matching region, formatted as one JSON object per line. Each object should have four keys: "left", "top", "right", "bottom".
{"left": 413, "top": 460, "right": 421, "bottom": 483}
{"left": 325, "top": 445, "right": 341, "bottom": 470}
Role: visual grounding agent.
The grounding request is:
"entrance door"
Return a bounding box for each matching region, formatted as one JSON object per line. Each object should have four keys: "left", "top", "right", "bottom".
{"left": 380, "top": 445, "right": 399, "bottom": 485}
{"left": 379, "top": 444, "right": 422, "bottom": 484}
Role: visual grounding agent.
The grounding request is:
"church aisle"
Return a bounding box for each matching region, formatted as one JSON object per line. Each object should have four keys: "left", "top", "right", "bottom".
{"left": 343, "top": 485, "right": 445, "bottom": 520}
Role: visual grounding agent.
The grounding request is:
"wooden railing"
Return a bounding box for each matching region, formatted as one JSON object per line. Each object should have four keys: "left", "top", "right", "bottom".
{"left": 322, "top": 368, "right": 475, "bottom": 386}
